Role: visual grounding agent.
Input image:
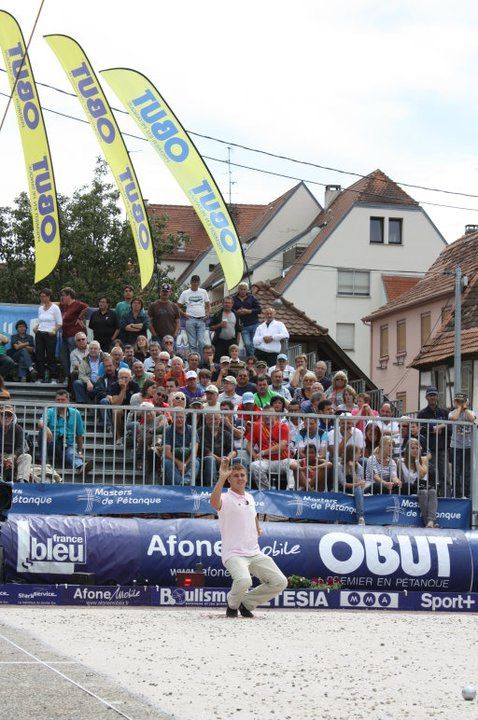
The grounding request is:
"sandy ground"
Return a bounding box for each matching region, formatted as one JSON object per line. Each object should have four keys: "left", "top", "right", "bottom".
{"left": 2, "top": 607, "right": 478, "bottom": 720}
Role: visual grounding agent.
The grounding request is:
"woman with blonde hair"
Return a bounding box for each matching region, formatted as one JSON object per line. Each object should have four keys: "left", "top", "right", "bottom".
{"left": 325, "top": 370, "right": 348, "bottom": 407}
{"left": 366, "top": 436, "right": 402, "bottom": 493}
{"left": 399, "top": 438, "right": 437, "bottom": 528}
{"left": 337, "top": 385, "right": 358, "bottom": 413}
{"left": 134, "top": 335, "right": 150, "bottom": 363}
{"left": 292, "top": 371, "right": 317, "bottom": 404}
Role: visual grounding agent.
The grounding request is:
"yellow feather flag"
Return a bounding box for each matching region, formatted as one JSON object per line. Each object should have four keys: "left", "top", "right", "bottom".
{"left": 45, "top": 35, "right": 154, "bottom": 289}
{"left": 0, "top": 11, "right": 60, "bottom": 282}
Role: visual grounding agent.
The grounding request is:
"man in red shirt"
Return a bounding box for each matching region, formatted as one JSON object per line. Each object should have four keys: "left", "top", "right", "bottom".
{"left": 59, "top": 287, "right": 88, "bottom": 381}
{"left": 246, "top": 402, "right": 297, "bottom": 489}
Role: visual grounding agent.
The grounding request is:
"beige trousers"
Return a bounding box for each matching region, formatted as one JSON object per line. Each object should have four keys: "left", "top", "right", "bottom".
{"left": 224, "top": 553, "right": 288, "bottom": 610}
{"left": 4, "top": 454, "right": 32, "bottom": 482}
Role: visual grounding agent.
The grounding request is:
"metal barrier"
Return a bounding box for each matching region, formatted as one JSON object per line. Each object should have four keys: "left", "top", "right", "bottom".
{"left": 0, "top": 401, "right": 475, "bottom": 505}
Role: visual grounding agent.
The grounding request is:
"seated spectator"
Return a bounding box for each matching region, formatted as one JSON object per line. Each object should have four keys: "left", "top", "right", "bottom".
{"left": 99, "top": 346, "right": 129, "bottom": 376}
{"left": 211, "top": 355, "right": 231, "bottom": 386}
{"left": 0, "top": 376, "right": 10, "bottom": 400}
{"left": 245, "top": 355, "right": 259, "bottom": 382}
{"left": 449, "top": 391, "right": 476, "bottom": 498}
{"left": 289, "top": 354, "right": 308, "bottom": 389}
{"left": 122, "top": 344, "right": 135, "bottom": 368}
{"left": 165, "top": 356, "right": 187, "bottom": 387}
{"left": 255, "top": 359, "right": 269, "bottom": 376}
{"left": 134, "top": 335, "right": 150, "bottom": 363}
{"left": 99, "top": 367, "right": 140, "bottom": 439}
{"left": 162, "top": 335, "right": 177, "bottom": 357}
{"left": 325, "top": 371, "right": 348, "bottom": 407}
{"left": 301, "top": 391, "right": 324, "bottom": 415}
{"left": 338, "top": 446, "right": 369, "bottom": 525}
{"left": 131, "top": 360, "right": 153, "bottom": 389}
{"left": 337, "top": 385, "right": 358, "bottom": 414}
{"left": 298, "top": 416, "right": 327, "bottom": 456}
{"left": 201, "top": 412, "right": 235, "bottom": 485}
{"left": 314, "top": 360, "right": 331, "bottom": 391}
{"left": 171, "top": 391, "right": 187, "bottom": 410}
{"left": 152, "top": 362, "right": 167, "bottom": 387}
{"left": 254, "top": 375, "right": 277, "bottom": 409}
{"left": 0, "top": 332, "right": 15, "bottom": 380}
{"left": 119, "top": 297, "right": 148, "bottom": 346}
{"left": 235, "top": 367, "right": 257, "bottom": 397}
{"left": 88, "top": 296, "right": 119, "bottom": 352}
{"left": 364, "top": 421, "right": 382, "bottom": 458}
{"left": 0, "top": 405, "right": 32, "bottom": 482}
{"left": 292, "top": 371, "right": 317, "bottom": 405}
{"left": 365, "top": 437, "right": 401, "bottom": 493}
{"left": 127, "top": 401, "right": 167, "bottom": 482}
{"left": 186, "top": 352, "right": 201, "bottom": 373}
{"left": 204, "top": 384, "right": 220, "bottom": 412}
{"left": 253, "top": 307, "right": 289, "bottom": 366}
{"left": 69, "top": 332, "right": 89, "bottom": 381}
{"left": 228, "top": 344, "right": 246, "bottom": 376}
{"left": 209, "top": 296, "right": 240, "bottom": 361}
{"left": 221, "top": 398, "right": 251, "bottom": 470}
{"left": 285, "top": 399, "right": 302, "bottom": 457}
{"left": 199, "top": 344, "right": 218, "bottom": 373}
{"left": 317, "top": 399, "right": 335, "bottom": 432}
{"left": 73, "top": 341, "right": 103, "bottom": 403}
{"left": 93, "top": 355, "right": 118, "bottom": 412}
{"left": 248, "top": 405, "right": 297, "bottom": 490}
{"left": 144, "top": 342, "right": 162, "bottom": 372}
{"left": 38, "top": 390, "right": 92, "bottom": 474}
{"left": 130, "top": 379, "right": 157, "bottom": 407}
{"left": 375, "top": 402, "right": 401, "bottom": 457}
{"left": 163, "top": 412, "right": 199, "bottom": 485}
{"left": 165, "top": 377, "right": 180, "bottom": 403}
{"left": 159, "top": 349, "right": 172, "bottom": 366}
{"left": 327, "top": 415, "right": 364, "bottom": 468}
{"left": 115, "top": 284, "right": 134, "bottom": 322}
{"left": 218, "top": 375, "right": 241, "bottom": 408}
{"left": 9, "top": 320, "right": 36, "bottom": 382}
{"left": 198, "top": 368, "right": 212, "bottom": 393}
{"left": 269, "top": 369, "right": 292, "bottom": 403}
{"left": 298, "top": 443, "right": 331, "bottom": 492}
{"left": 180, "top": 370, "right": 206, "bottom": 403}
{"left": 268, "top": 353, "right": 294, "bottom": 382}
{"left": 237, "top": 391, "right": 261, "bottom": 425}
{"left": 351, "top": 393, "right": 379, "bottom": 432}
{"left": 399, "top": 438, "right": 436, "bottom": 528}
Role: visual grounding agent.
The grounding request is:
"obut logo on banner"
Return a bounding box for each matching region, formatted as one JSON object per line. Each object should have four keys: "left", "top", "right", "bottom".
{"left": 16, "top": 519, "right": 86, "bottom": 575}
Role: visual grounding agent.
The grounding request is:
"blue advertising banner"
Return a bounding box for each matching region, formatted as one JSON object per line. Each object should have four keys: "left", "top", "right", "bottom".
{"left": 0, "top": 303, "right": 38, "bottom": 341}
{"left": 0, "top": 583, "right": 477, "bottom": 612}
{"left": 3, "top": 515, "right": 477, "bottom": 593}
{"left": 10, "top": 484, "right": 471, "bottom": 530}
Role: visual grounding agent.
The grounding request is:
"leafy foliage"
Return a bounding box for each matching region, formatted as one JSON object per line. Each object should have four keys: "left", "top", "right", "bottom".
{"left": 0, "top": 159, "right": 188, "bottom": 305}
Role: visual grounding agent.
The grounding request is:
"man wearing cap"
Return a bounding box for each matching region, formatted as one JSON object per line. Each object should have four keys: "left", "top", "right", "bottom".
{"left": 204, "top": 384, "right": 221, "bottom": 412}
{"left": 267, "top": 353, "right": 294, "bottom": 382}
{"left": 180, "top": 370, "right": 206, "bottom": 403}
{"left": 218, "top": 375, "right": 242, "bottom": 409}
{"left": 417, "top": 386, "right": 450, "bottom": 493}
{"left": 148, "top": 284, "right": 181, "bottom": 345}
{"left": 209, "top": 296, "right": 241, "bottom": 362}
{"left": 449, "top": 392, "right": 476, "bottom": 497}
{"left": 0, "top": 405, "right": 32, "bottom": 483}
{"left": 253, "top": 307, "right": 289, "bottom": 367}
{"left": 232, "top": 282, "right": 262, "bottom": 358}
{"left": 178, "top": 275, "right": 210, "bottom": 356}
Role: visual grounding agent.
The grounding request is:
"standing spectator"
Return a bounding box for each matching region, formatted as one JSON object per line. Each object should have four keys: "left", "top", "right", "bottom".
{"left": 325, "top": 371, "right": 348, "bottom": 408}
{"left": 0, "top": 333, "right": 15, "bottom": 380}
{"left": 180, "top": 370, "right": 206, "bottom": 403}
{"left": 88, "top": 296, "right": 119, "bottom": 352}
{"left": 164, "top": 356, "right": 187, "bottom": 387}
{"left": 144, "top": 342, "right": 162, "bottom": 372}
{"left": 351, "top": 393, "right": 379, "bottom": 433}
{"left": 253, "top": 307, "right": 289, "bottom": 366}
{"left": 232, "top": 281, "right": 262, "bottom": 358}
{"left": 134, "top": 335, "right": 150, "bottom": 363}
{"left": 59, "top": 287, "right": 88, "bottom": 380}
{"left": 268, "top": 353, "right": 294, "bottom": 382}
{"left": 0, "top": 405, "right": 32, "bottom": 482}
{"left": 417, "top": 386, "right": 450, "bottom": 494}
{"left": 9, "top": 320, "right": 36, "bottom": 382}
{"left": 163, "top": 412, "right": 199, "bottom": 485}
{"left": 235, "top": 368, "right": 257, "bottom": 397}
{"left": 178, "top": 275, "right": 211, "bottom": 355}
{"left": 209, "top": 296, "right": 240, "bottom": 361}
{"left": 449, "top": 392, "right": 476, "bottom": 497}
{"left": 38, "top": 390, "right": 92, "bottom": 474}
{"left": 35, "top": 288, "right": 62, "bottom": 383}
{"left": 314, "top": 360, "right": 331, "bottom": 391}
{"left": 289, "top": 354, "right": 308, "bottom": 389}
{"left": 69, "top": 332, "right": 89, "bottom": 381}
{"left": 218, "top": 376, "right": 241, "bottom": 408}
{"left": 269, "top": 369, "right": 292, "bottom": 403}
{"left": 254, "top": 375, "right": 277, "bottom": 409}
{"left": 115, "top": 284, "right": 134, "bottom": 322}
{"left": 73, "top": 341, "right": 103, "bottom": 403}
{"left": 119, "top": 297, "right": 148, "bottom": 346}
{"left": 148, "top": 283, "right": 180, "bottom": 344}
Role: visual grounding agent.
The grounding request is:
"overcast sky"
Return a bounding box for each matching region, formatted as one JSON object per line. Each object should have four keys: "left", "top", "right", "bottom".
{"left": 1, "top": 0, "right": 478, "bottom": 243}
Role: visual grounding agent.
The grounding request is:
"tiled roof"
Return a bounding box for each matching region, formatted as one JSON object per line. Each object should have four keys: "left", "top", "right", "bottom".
{"left": 275, "top": 169, "right": 418, "bottom": 293}
{"left": 411, "top": 270, "right": 478, "bottom": 367}
{"left": 364, "top": 229, "right": 478, "bottom": 321}
{"left": 147, "top": 203, "right": 265, "bottom": 261}
{"left": 382, "top": 275, "right": 421, "bottom": 302}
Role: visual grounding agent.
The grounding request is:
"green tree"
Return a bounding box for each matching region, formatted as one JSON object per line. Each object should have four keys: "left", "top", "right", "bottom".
{"left": 0, "top": 159, "right": 188, "bottom": 305}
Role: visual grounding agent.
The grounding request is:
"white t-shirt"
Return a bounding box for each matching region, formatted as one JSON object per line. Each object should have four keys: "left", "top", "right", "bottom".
{"left": 218, "top": 489, "right": 260, "bottom": 564}
{"left": 326, "top": 427, "right": 364, "bottom": 449}
{"left": 178, "top": 288, "right": 210, "bottom": 318}
{"left": 37, "top": 304, "right": 62, "bottom": 333}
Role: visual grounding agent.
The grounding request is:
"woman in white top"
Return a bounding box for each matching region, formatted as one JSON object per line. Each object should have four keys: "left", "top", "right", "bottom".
{"left": 366, "top": 436, "right": 402, "bottom": 493}
{"left": 35, "top": 288, "right": 62, "bottom": 382}
{"left": 398, "top": 438, "right": 437, "bottom": 528}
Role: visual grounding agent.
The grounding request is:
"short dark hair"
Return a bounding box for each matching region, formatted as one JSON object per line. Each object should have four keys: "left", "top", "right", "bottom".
{"left": 271, "top": 395, "right": 285, "bottom": 410}
{"left": 98, "top": 296, "right": 110, "bottom": 306}
{"left": 123, "top": 284, "right": 134, "bottom": 292}
{"left": 191, "top": 275, "right": 200, "bottom": 282}
{"left": 56, "top": 390, "right": 70, "bottom": 400}
{"left": 318, "top": 399, "right": 332, "bottom": 412}
{"left": 220, "top": 400, "right": 234, "bottom": 410}
{"left": 256, "top": 375, "right": 269, "bottom": 384}
{"left": 60, "top": 287, "right": 76, "bottom": 299}
{"left": 40, "top": 288, "right": 52, "bottom": 298}
{"left": 166, "top": 377, "right": 179, "bottom": 387}
{"left": 15, "top": 319, "right": 27, "bottom": 330}
{"left": 141, "top": 380, "right": 156, "bottom": 397}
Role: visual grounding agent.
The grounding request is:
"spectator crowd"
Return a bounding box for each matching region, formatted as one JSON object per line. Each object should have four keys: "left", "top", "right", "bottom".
{"left": 0, "top": 277, "right": 476, "bottom": 529}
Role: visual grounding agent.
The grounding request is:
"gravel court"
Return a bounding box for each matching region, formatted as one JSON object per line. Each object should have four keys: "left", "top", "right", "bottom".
{"left": 2, "top": 607, "right": 478, "bottom": 720}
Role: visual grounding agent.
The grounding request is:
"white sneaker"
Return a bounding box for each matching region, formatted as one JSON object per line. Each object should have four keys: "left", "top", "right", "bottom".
{"left": 358, "top": 517, "right": 365, "bottom": 526}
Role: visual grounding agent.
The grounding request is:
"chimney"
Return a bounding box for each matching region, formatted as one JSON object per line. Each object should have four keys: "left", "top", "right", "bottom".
{"left": 465, "top": 224, "right": 478, "bottom": 235}
{"left": 324, "top": 184, "right": 341, "bottom": 209}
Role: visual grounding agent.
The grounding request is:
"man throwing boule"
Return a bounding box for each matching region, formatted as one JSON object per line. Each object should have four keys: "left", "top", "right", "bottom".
{"left": 210, "top": 457, "right": 287, "bottom": 618}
